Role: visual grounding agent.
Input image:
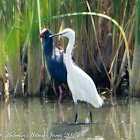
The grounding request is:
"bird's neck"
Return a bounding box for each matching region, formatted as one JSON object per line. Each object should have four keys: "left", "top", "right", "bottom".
{"left": 66, "top": 35, "right": 75, "bottom": 69}
{"left": 44, "top": 38, "right": 53, "bottom": 57}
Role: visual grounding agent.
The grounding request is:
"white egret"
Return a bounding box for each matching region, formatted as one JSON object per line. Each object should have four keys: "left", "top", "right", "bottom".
{"left": 50, "top": 28, "right": 104, "bottom": 123}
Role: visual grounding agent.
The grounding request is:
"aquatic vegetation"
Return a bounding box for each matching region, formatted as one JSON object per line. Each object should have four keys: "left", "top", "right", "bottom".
{"left": 0, "top": 0, "right": 139, "bottom": 96}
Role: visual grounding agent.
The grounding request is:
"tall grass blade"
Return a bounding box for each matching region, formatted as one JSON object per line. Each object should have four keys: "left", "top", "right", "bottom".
{"left": 86, "top": 1, "right": 112, "bottom": 84}
{"left": 27, "top": 0, "right": 42, "bottom": 95}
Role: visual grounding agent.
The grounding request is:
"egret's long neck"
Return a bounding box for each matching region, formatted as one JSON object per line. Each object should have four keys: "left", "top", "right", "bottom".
{"left": 66, "top": 35, "right": 75, "bottom": 69}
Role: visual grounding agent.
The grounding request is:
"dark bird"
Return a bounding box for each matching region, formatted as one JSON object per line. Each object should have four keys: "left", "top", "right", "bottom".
{"left": 39, "top": 28, "right": 68, "bottom": 103}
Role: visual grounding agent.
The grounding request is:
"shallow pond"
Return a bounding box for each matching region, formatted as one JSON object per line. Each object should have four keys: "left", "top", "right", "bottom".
{"left": 0, "top": 96, "right": 140, "bottom": 140}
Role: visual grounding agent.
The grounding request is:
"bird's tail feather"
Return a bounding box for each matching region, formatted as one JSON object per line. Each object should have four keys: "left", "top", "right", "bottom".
{"left": 89, "top": 94, "right": 104, "bottom": 108}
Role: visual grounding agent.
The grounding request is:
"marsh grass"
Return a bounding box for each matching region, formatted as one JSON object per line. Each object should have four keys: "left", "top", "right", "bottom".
{"left": 0, "top": 0, "right": 139, "bottom": 96}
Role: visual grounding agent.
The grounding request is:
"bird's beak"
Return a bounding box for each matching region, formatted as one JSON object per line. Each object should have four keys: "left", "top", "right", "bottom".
{"left": 49, "top": 32, "right": 66, "bottom": 38}
{"left": 49, "top": 33, "right": 61, "bottom": 38}
{"left": 39, "top": 33, "right": 44, "bottom": 38}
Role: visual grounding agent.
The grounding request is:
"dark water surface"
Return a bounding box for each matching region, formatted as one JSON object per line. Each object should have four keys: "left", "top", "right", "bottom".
{"left": 0, "top": 96, "right": 140, "bottom": 140}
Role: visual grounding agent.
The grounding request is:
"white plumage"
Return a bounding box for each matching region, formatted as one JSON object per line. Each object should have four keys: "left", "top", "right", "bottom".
{"left": 67, "top": 64, "right": 103, "bottom": 108}
{"left": 50, "top": 28, "right": 104, "bottom": 123}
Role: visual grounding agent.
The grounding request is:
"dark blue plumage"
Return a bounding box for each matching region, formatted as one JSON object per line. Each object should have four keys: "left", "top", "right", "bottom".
{"left": 39, "top": 28, "right": 67, "bottom": 102}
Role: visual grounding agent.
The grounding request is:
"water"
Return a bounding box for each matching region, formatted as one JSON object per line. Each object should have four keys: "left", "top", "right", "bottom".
{"left": 0, "top": 96, "right": 140, "bottom": 140}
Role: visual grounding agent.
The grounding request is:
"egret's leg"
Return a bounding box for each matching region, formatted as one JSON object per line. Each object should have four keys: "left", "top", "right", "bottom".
{"left": 58, "top": 85, "right": 63, "bottom": 103}
{"left": 87, "top": 103, "right": 92, "bottom": 123}
{"left": 75, "top": 102, "right": 78, "bottom": 122}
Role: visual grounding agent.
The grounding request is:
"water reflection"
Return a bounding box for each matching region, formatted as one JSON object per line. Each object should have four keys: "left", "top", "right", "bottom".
{"left": 0, "top": 96, "right": 139, "bottom": 140}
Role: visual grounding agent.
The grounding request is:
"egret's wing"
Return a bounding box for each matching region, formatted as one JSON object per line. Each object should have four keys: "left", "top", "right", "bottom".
{"left": 68, "top": 64, "right": 104, "bottom": 108}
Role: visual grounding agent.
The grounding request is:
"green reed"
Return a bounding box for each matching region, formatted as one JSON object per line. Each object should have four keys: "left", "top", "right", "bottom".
{"left": 0, "top": 0, "right": 138, "bottom": 96}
